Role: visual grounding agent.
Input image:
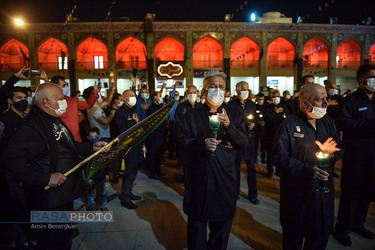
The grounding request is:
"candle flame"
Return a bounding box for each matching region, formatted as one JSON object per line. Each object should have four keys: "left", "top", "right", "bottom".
{"left": 316, "top": 151, "right": 331, "bottom": 159}
{"left": 248, "top": 114, "right": 254, "bottom": 120}
{"left": 210, "top": 115, "right": 219, "bottom": 121}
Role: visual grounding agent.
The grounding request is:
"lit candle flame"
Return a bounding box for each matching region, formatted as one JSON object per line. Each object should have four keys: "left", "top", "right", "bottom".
{"left": 256, "top": 110, "right": 260, "bottom": 113}
{"left": 259, "top": 114, "right": 263, "bottom": 118}
{"left": 316, "top": 151, "right": 330, "bottom": 159}
{"left": 248, "top": 114, "right": 254, "bottom": 120}
{"left": 210, "top": 115, "right": 219, "bottom": 121}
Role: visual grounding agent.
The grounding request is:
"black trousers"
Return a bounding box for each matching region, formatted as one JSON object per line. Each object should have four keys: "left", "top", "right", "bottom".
{"left": 235, "top": 157, "right": 257, "bottom": 199}
{"left": 255, "top": 130, "right": 266, "bottom": 162}
{"left": 336, "top": 188, "right": 371, "bottom": 233}
{"left": 168, "top": 121, "right": 176, "bottom": 159}
{"left": 36, "top": 202, "right": 74, "bottom": 250}
{"left": 282, "top": 229, "right": 330, "bottom": 250}
{"left": 187, "top": 217, "right": 232, "bottom": 250}
{"left": 147, "top": 133, "right": 165, "bottom": 178}
{"left": 121, "top": 168, "right": 138, "bottom": 202}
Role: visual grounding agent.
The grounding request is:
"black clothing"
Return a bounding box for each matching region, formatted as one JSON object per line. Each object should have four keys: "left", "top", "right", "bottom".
{"left": 178, "top": 103, "right": 247, "bottom": 221}
{"left": 280, "top": 98, "right": 296, "bottom": 114}
{"left": 0, "top": 109, "right": 25, "bottom": 152}
{"left": 273, "top": 111, "right": 343, "bottom": 247}
{"left": 0, "top": 75, "right": 19, "bottom": 113}
{"left": 327, "top": 94, "right": 344, "bottom": 130}
{"left": 228, "top": 99, "right": 257, "bottom": 199}
{"left": 254, "top": 103, "right": 266, "bottom": 163}
{"left": 336, "top": 88, "right": 375, "bottom": 233}
{"left": 0, "top": 106, "right": 92, "bottom": 209}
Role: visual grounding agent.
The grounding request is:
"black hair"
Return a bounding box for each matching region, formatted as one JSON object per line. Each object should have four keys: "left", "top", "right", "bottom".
{"left": 71, "top": 90, "right": 81, "bottom": 98}
{"left": 6, "top": 87, "right": 28, "bottom": 99}
{"left": 50, "top": 75, "right": 65, "bottom": 84}
{"left": 88, "top": 126, "right": 100, "bottom": 135}
{"left": 302, "top": 75, "right": 314, "bottom": 84}
{"left": 110, "top": 93, "right": 121, "bottom": 106}
{"left": 257, "top": 93, "right": 264, "bottom": 97}
{"left": 82, "top": 86, "right": 94, "bottom": 101}
{"left": 357, "top": 64, "right": 375, "bottom": 82}
{"left": 150, "top": 91, "right": 158, "bottom": 101}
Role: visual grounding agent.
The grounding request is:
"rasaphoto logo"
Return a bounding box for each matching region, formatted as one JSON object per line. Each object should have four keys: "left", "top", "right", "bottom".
{"left": 31, "top": 211, "right": 113, "bottom": 223}
{"left": 157, "top": 62, "right": 183, "bottom": 78}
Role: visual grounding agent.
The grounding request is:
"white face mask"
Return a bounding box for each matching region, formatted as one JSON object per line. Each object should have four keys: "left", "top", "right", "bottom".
{"left": 272, "top": 97, "right": 281, "bottom": 105}
{"left": 258, "top": 100, "right": 264, "bottom": 105}
{"left": 365, "top": 78, "right": 375, "bottom": 92}
{"left": 157, "top": 97, "right": 163, "bottom": 104}
{"left": 62, "top": 86, "right": 70, "bottom": 96}
{"left": 286, "top": 94, "right": 291, "bottom": 100}
{"left": 187, "top": 94, "right": 197, "bottom": 103}
{"left": 117, "top": 101, "right": 124, "bottom": 107}
{"left": 207, "top": 88, "right": 225, "bottom": 106}
{"left": 200, "top": 98, "right": 205, "bottom": 104}
{"left": 328, "top": 89, "right": 338, "bottom": 96}
{"left": 224, "top": 97, "right": 231, "bottom": 103}
{"left": 306, "top": 100, "right": 327, "bottom": 119}
{"left": 97, "top": 95, "right": 103, "bottom": 103}
{"left": 49, "top": 98, "right": 67, "bottom": 117}
{"left": 240, "top": 90, "right": 249, "bottom": 100}
{"left": 128, "top": 96, "right": 137, "bottom": 107}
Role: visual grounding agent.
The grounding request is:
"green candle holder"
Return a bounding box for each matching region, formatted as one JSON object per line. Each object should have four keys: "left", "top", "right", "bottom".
{"left": 315, "top": 151, "right": 333, "bottom": 193}
{"left": 209, "top": 115, "right": 221, "bottom": 156}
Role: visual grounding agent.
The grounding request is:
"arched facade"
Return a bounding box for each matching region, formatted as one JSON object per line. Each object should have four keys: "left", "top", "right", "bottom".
{"left": 267, "top": 37, "right": 295, "bottom": 68}
{"left": 154, "top": 36, "right": 184, "bottom": 61}
{"left": 193, "top": 37, "right": 223, "bottom": 68}
{"left": 336, "top": 38, "right": 361, "bottom": 69}
{"left": 303, "top": 37, "right": 329, "bottom": 68}
{"left": 369, "top": 44, "right": 375, "bottom": 64}
{"left": 77, "top": 37, "right": 108, "bottom": 70}
{"left": 231, "top": 37, "right": 260, "bottom": 68}
{"left": 38, "top": 37, "right": 68, "bottom": 71}
{"left": 0, "top": 39, "right": 29, "bottom": 71}
{"left": 116, "top": 37, "right": 147, "bottom": 69}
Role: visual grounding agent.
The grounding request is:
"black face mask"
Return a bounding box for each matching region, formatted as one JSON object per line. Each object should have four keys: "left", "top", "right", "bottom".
{"left": 13, "top": 99, "right": 28, "bottom": 112}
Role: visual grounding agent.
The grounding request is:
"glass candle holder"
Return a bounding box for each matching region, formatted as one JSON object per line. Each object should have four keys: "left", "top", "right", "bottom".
{"left": 315, "top": 151, "right": 332, "bottom": 193}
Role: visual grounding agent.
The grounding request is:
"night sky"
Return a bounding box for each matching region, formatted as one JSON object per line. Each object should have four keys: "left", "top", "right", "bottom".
{"left": 0, "top": 0, "right": 374, "bottom": 25}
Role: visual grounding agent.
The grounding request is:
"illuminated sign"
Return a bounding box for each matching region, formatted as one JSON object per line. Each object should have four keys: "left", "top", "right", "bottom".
{"left": 157, "top": 62, "right": 183, "bottom": 78}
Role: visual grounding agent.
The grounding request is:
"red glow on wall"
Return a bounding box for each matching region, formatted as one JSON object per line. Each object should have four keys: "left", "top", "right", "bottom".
{"left": 231, "top": 37, "right": 260, "bottom": 68}
{"left": 0, "top": 39, "right": 29, "bottom": 71}
{"left": 303, "top": 37, "right": 329, "bottom": 68}
{"left": 193, "top": 37, "right": 223, "bottom": 68}
{"left": 38, "top": 38, "right": 68, "bottom": 71}
{"left": 337, "top": 38, "right": 361, "bottom": 69}
{"left": 267, "top": 37, "right": 295, "bottom": 68}
{"left": 77, "top": 37, "right": 108, "bottom": 70}
{"left": 154, "top": 36, "right": 184, "bottom": 61}
{"left": 368, "top": 44, "right": 375, "bottom": 64}
{"left": 116, "top": 37, "right": 147, "bottom": 69}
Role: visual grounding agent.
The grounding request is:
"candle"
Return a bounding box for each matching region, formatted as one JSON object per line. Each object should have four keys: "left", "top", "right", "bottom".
{"left": 209, "top": 115, "right": 221, "bottom": 135}
{"left": 283, "top": 113, "right": 287, "bottom": 119}
{"left": 259, "top": 114, "right": 263, "bottom": 121}
{"left": 315, "top": 151, "right": 332, "bottom": 193}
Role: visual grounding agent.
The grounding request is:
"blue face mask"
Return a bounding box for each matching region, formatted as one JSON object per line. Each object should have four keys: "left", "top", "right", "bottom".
{"left": 141, "top": 93, "right": 149, "bottom": 100}
{"left": 158, "top": 98, "right": 163, "bottom": 104}
{"left": 89, "top": 137, "right": 99, "bottom": 143}
{"left": 78, "top": 96, "right": 84, "bottom": 101}
{"left": 174, "top": 96, "right": 179, "bottom": 101}
{"left": 27, "top": 96, "right": 33, "bottom": 105}
{"left": 196, "top": 97, "right": 201, "bottom": 103}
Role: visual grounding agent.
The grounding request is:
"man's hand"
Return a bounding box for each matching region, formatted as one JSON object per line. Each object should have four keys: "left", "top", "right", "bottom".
{"left": 93, "top": 81, "right": 100, "bottom": 93}
{"left": 48, "top": 173, "right": 66, "bottom": 187}
{"left": 87, "top": 179, "right": 94, "bottom": 187}
{"left": 93, "top": 141, "right": 111, "bottom": 152}
{"left": 259, "top": 121, "right": 265, "bottom": 127}
{"left": 133, "top": 113, "right": 139, "bottom": 123}
{"left": 105, "top": 175, "right": 109, "bottom": 182}
{"left": 37, "top": 69, "right": 48, "bottom": 82}
{"left": 313, "top": 166, "right": 329, "bottom": 181}
{"left": 14, "top": 67, "right": 30, "bottom": 80}
{"left": 328, "top": 99, "right": 338, "bottom": 106}
{"left": 315, "top": 137, "right": 340, "bottom": 154}
{"left": 275, "top": 107, "right": 284, "bottom": 114}
{"left": 131, "top": 74, "right": 136, "bottom": 86}
{"left": 217, "top": 108, "right": 230, "bottom": 128}
{"left": 205, "top": 138, "right": 221, "bottom": 152}
{"left": 110, "top": 109, "right": 116, "bottom": 117}
{"left": 109, "top": 85, "right": 116, "bottom": 93}
{"left": 140, "top": 104, "right": 149, "bottom": 110}
{"left": 248, "top": 123, "right": 255, "bottom": 131}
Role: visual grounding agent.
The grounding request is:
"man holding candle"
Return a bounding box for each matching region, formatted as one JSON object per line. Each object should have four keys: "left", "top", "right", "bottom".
{"left": 228, "top": 81, "right": 259, "bottom": 204}
{"left": 178, "top": 72, "right": 247, "bottom": 250}
{"left": 334, "top": 64, "right": 375, "bottom": 246}
{"left": 273, "top": 83, "right": 343, "bottom": 249}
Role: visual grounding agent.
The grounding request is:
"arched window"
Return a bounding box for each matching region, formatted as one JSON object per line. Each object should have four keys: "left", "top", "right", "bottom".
{"left": 116, "top": 37, "right": 147, "bottom": 69}
{"left": 154, "top": 36, "right": 185, "bottom": 61}
{"left": 231, "top": 37, "right": 260, "bottom": 68}
{"left": 38, "top": 38, "right": 68, "bottom": 71}
{"left": 77, "top": 37, "right": 108, "bottom": 70}
{"left": 193, "top": 37, "right": 223, "bottom": 68}
{"left": 336, "top": 38, "right": 361, "bottom": 69}
{"left": 267, "top": 37, "right": 295, "bottom": 68}
{"left": 370, "top": 44, "right": 375, "bottom": 64}
{"left": 0, "top": 39, "right": 29, "bottom": 71}
{"left": 303, "top": 38, "right": 329, "bottom": 68}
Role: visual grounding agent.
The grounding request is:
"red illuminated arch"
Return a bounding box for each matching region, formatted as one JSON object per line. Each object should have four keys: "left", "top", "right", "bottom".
{"left": 77, "top": 37, "right": 108, "bottom": 70}
{"left": 267, "top": 37, "right": 295, "bottom": 68}
{"left": 231, "top": 37, "right": 260, "bottom": 68}
{"left": 116, "top": 37, "right": 147, "bottom": 69}
{"left": 303, "top": 38, "right": 329, "bottom": 68}
{"left": 38, "top": 38, "right": 68, "bottom": 71}
{"left": 154, "top": 36, "right": 185, "bottom": 61}
{"left": 337, "top": 38, "right": 361, "bottom": 69}
{"left": 370, "top": 44, "right": 375, "bottom": 64}
{"left": 0, "top": 39, "right": 29, "bottom": 71}
{"left": 193, "top": 37, "right": 223, "bottom": 68}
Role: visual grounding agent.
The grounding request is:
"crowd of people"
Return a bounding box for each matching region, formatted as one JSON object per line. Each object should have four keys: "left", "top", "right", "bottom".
{"left": 0, "top": 64, "right": 374, "bottom": 249}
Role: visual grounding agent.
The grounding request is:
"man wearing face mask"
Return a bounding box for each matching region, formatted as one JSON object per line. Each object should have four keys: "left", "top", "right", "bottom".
{"left": 333, "top": 64, "right": 375, "bottom": 246}
{"left": 263, "top": 89, "right": 289, "bottom": 177}
{"left": 324, "top": 81, "right": 343, "bottom": 129}
{"left": 223, "top": 89, "right": 232, "bottom": 108}
{"left": 167, "top": 86, "right": 180, "bottom": 160}
{"left": 113, "top": 89, "right": 144, "bottom": 209}
{"left": 281, "top": 90, "right": 296, "bottom": 114}
{"left": 146, "top": 91, "right": 168, "bottom": 179}
{"left": 50, "top": 75, "right": 99, "bottom": 142}
{"left": 178, "top": 72, "right": 247, "bottom": 250}
{"left": 273, "top": 83, "right": 343, "bottom": 249}
{"left": 0, "top": 83, "right": 108, "bottom": 249}
{"left": 228, "top": 81, "right": 259, "bottom": 204}
{"left": 255, "top": 93, "right": 266, "bottom": 164}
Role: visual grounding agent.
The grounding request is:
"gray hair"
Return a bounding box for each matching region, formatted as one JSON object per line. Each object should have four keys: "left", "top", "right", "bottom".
{"left": 271, "top": 89, "right": 280, "bottom": 96}
{"left": 203, "top": 72, "right": 227, "bottom": 87}
{"left": 299, "top": 83, "right": 321, "bottom": 100}
{"left": 235, "top": 81, "right": 249, "bottom": 91}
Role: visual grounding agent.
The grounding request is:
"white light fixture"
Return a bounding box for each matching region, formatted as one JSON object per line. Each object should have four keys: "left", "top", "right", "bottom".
{"left": 14, "top": 18, "right": 24, "bottom": 26}
{"left": 250, "top": 13, "right": 256, "bottom": 22}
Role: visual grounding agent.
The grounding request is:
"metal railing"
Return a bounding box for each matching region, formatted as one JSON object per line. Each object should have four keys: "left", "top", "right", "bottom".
{"left": 303, "top": 61, "right": 328, "bottom": 68}
{"left": 116, "top": 61, "right": 147, "bottom": 69}
{"left": 337, "top": 61, "right": 361, "bottom": 69}
{"left": 193, "top": 60, "right": 223, "bottom": 69}
{"left": 1, "top": 63, "right": 29, "bottom": 72}
{"left": 78, "top": 61, "right": 108, "bottom": 70}
{"left": 38, "top": 62, "right": 68, "bottom": 71}
{"left": 231, "top": 60, "right": 259, "bottom": 68}
{"left": 267, "top": 60, "right": 294, "bottom": 68}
